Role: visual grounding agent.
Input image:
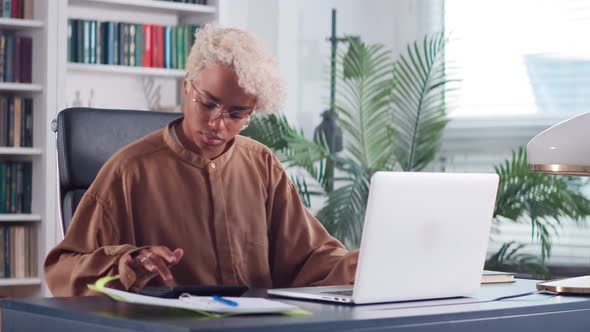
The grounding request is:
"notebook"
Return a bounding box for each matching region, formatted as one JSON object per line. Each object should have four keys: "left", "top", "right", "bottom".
{"left": 481, "top": 270, "right": 516, "bottom": 284}
{"left": 88, "top": 276, "right": 305, "bottom": 316}
{"left": 268, "top": 171, "right": 500, "bottom": 304}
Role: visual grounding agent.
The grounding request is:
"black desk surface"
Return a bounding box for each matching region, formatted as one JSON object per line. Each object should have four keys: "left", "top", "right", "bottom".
{"left": 2, "top": 279, "right": 590, "bottom": 332}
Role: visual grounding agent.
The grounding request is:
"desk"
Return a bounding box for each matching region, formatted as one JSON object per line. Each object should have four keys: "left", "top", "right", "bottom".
{"left": 2, "top": 279, "right": 590, "bottom": 331}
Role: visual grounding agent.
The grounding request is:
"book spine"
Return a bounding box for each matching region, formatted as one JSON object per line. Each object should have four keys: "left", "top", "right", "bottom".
{"left": 83, "top": 20, "right": 90, "bottom": 64}
{"left": 0, "top": 226, "right": 4, "bottom": 278}
{"left": 142, "top": 25, "right": 152, "bottom": 67}
{"left": 2, "top": 0, "right": 10, "bottom": 18}
{"left": 5, "top": 35, "right": 13, "bottom": 82}
{"left": 171, "top": 26, "right": 177, "bottom": 69}
{"left": 135, "top": 24, "right": 143, "bottom": 67}
{"left": 13, "top": 36, "right": 21, "bottom": 82}
{"left": 4, "top": 224, "right": 10, "bottom": 277}
{"left": 24, "top": 98, "right": 31, "bottom": 147}
{"left": 106, "top": 22, "right": 114, "bottom": 65}
{"left": 23, "top": 161, "right": 31, "bottom": 213}
{"left": 7, "top": 95, "right": 13, "bottom": 146}
{"left": 0, "top": 163, "right": 6, "bottom": 213}
{"left": 128, "top": 23, "right": 137, "bottom": 67}
{"left": 0, "top": 33, "right": 5, "bottom": 82}
{"left": 4, "top": 163, "right": 10, "bottom": 212}
{"left": 9, "top": 160, "right": 16, "bottom": 212}
{"left": 10, "top": 0, "right": 19, "bottom": 19}
{"left": 0, "top": 96, "right": 6, "bottom": 147}
{"left": 96, "top": 20, "right": 102, "bottom": 64}
{"left": 76, "top": 19, "right": 83, "bottom": 63}
{"left": 113, "top": 22, "right": 119, "bottom": 65}
{"left": 67, "top": 19, "right": 73, "bottom": 63}
{"left": 89, "top": 20, "right": 96, "bottom": 64}
{"left": 22, "top": 0, "right": 32, "bottom": 19}
{"left": 119, "top": 23, "right": 126, "bottom": 66}
{"left": 15, "top": 162, "right": 23, "bottom": 213}
{"left": 177, "top": 26, "right": 184, "bottom": 69}
{"left": 23, "top": 37, "right": 32, "bottom": 83}
{"left": 12, "top": 96, "right": 20, "bottom": 147}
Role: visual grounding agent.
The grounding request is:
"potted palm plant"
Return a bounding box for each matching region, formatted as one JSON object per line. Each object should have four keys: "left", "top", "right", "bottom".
{"left": 242, "top": 35, "right": 590, "bottom": 275}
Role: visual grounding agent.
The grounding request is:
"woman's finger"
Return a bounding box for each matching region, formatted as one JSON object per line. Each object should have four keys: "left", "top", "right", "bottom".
{"left": 149, "top": 246, "right": 178, "bottom": 265}
{"left": 140, "top": 253, "right": 175, "bottom": 287}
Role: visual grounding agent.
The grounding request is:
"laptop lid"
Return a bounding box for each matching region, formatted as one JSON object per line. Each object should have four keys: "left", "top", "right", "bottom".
{"left": 352, "top": 171, "right": 499, "bottom": 304}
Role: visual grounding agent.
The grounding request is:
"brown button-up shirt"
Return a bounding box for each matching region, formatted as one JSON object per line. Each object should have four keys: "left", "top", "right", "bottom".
{"left": 44, "top": 119, "right": 358, "bottom": 296}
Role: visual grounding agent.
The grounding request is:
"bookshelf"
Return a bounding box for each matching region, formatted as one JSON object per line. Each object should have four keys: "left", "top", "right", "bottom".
{"left": 0, "top": 0, "right": 224, "bottom": 298}
{"left": 0, "top": 82, "right": 43, "bottom": 92}
{"left": 0, "top": 277, "right": 41, "bottom": 286}
{"left": 0, "top": 0, "right": 53, "bottom": 294}
{"left": 0, "top": 147, "right": 42, "bottom": 155}
{"left": 69, "top": 0, "right": 217, "bottom": 14}
{"left": 0, "top": 214, "right": 41, "bottom": 222}
{"left": 68, "top": 63, "right": 185, "bottom": 78}
{"left": 15, "top": 0, "right": 221, "bottom": 297}
{"left": 0, "top": 18, "right": 43, "bottom": 29}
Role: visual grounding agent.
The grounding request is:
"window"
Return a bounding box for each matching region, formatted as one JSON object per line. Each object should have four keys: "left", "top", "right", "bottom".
{"left": 443, "top": 0, "right": 590, "bottom": 272}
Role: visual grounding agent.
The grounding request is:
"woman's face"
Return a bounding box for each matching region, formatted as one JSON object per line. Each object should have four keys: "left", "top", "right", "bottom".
{"left": 180, "top": 64, "right": 256, "bottom": 160}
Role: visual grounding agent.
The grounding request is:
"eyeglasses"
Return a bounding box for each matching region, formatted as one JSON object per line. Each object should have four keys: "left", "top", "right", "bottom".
{"left": 188, "top": 80, "right": 255, "bottom": 131}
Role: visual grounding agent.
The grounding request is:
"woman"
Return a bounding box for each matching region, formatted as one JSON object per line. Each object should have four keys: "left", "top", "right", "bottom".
{"left": 45, "top": 25, "right": 358, "bottom": 296}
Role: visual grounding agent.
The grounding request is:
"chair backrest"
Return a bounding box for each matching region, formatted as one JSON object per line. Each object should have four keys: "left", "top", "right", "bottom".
{"left": 55, "top": 107, "right": 181, "bottom": 236}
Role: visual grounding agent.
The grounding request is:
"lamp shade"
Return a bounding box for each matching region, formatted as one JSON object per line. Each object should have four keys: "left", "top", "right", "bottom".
{"left": 527, "top": 112, "right": 590, "bottom": 176}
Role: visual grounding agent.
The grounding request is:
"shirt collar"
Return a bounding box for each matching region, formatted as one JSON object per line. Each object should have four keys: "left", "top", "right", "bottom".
{"left": 163, "top": 117, "right": 236, "bottom": 169}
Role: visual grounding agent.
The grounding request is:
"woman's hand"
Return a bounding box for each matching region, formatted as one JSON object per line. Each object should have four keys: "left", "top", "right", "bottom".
{"left": 123, "top": 246, "right": 184, "bottom": 287}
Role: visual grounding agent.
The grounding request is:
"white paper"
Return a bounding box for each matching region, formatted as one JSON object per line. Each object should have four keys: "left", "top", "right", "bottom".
{"left": 100, "top": 287, "right": 299, "bottom": 314}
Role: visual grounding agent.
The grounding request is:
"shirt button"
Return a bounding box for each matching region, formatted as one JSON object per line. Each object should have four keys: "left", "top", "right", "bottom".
{"left": 210, "top": 163, "right": 216, "bottom": 169}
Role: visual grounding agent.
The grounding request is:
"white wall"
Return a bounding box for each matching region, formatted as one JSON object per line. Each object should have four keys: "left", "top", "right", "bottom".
{"left": 223, "top": 0, "right": 443, "bottom": 136}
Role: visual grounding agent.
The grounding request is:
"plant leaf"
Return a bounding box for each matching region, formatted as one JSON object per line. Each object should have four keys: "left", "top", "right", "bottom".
{"left": 390, "top": 33, "right": 457, "bottom": 171}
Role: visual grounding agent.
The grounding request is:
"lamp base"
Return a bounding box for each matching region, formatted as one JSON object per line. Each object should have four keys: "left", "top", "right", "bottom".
{"left": 537, "top": 275, "right": 590, "bottom": 294}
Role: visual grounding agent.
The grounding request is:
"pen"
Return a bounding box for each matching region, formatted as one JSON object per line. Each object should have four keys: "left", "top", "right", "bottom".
{"left": 212, "top": 295, "right": 239, "bottom": 307}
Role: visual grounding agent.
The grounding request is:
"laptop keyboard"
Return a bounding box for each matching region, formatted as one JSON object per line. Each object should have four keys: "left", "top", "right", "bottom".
{"left": 322, "top": 290, "right": 353, "bottom": 296}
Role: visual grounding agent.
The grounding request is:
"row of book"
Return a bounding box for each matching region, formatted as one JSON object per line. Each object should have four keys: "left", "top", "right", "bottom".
{"left": 68, "top": 19, "right": 199, "bottom": 69}
{"left": 0, "top": 95, "right": 33, "bottom": 148}
{"left": 0, "top": 161, "right": 32, "bottom": 214}
{"left": 0, "top": 225, "right": 36, "bottom": 279}
{"left": 0, "top": 33, "right": 33, "bottom": 83}
{"left": 1, "top": 0, "right": 33, "bottom": 20}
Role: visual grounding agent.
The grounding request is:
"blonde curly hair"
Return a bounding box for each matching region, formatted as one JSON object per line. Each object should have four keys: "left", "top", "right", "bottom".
{"left": 185, "top": 25, "right": 285, "bottom": 114}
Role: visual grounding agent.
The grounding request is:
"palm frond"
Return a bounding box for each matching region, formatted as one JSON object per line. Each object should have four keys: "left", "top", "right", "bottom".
{"left": 485, "top": 242, "right": 550, "bottom": 279}
{"left": 241, "top": 113, "right": 299, "bottom": 152}
{"left": 494, "top": 147, "right": 590, "bottom": 261}
{"left": 316, "top": 157, "right": 371, "bottom": 248}
{"left": 335, "top": 40, "right": 393, "bottom": 171}
{"left": 242, "top": 113, "right": 331, "bottom": 192}
{"left": 390, "top": 33, "right": 457, "bottom": 171}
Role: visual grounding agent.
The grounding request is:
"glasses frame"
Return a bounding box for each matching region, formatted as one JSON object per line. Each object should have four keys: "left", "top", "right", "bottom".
{"left": 187, "top": 80, "right": 255, "bottom": 131}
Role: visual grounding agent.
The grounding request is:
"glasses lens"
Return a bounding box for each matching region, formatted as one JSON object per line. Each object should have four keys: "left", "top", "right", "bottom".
{"left": 222, "top": 113, "right": 250, "bottom": 131}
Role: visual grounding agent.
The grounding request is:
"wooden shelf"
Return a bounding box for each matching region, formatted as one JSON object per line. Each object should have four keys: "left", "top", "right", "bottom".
{"left": 68, "top": 0, "right": 216, "bottom": 15}
{"left": 68, "top": 63, "right": 185, "bottom": 78}
{"left": 0, "top": 147, "right": 43, "bottom": 155}
{"left": 0, "top": 18, "right": 44, "bottom": 29}
{"left": 0, "top": 278, "right": 41, "bottom": 286}
{"left": 0, "top": 214, "right": 42, "bottom": 222}
{"left": 0, "top": 83, "right": 43, "bottom": 92}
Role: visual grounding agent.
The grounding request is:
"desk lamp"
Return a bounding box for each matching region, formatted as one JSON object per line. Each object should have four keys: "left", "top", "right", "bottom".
{"left": 527, "top": 112, "right": 590, "bottom": 294}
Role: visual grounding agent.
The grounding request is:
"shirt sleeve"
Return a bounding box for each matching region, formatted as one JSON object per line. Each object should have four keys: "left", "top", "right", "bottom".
{"left": 268, "top": 168, "right": 359, "bottom": 287}
{"left": 44, "top": 171, "right": 153, "bottom": 296}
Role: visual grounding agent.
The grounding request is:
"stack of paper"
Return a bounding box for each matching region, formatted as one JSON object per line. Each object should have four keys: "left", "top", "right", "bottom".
{"left": 92, "top": 284, "right": 302, "bottom": 315}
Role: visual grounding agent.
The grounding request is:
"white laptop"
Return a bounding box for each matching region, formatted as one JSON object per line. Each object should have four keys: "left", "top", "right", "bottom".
{"left": 268, "top": 171, "right": 499, "bottom": 304}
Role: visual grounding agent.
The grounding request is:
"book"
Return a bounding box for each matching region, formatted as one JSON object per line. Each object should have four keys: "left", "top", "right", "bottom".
{"left": 88, "top": 275, "right": 307, "bottom": 317}
{"left": 482, "top": 270, "right": 515, "bottom": 284}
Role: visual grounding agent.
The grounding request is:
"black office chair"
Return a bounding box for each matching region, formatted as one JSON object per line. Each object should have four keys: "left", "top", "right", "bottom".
{"left": 53, "top": 107, "right": 181, "bottom": 236}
